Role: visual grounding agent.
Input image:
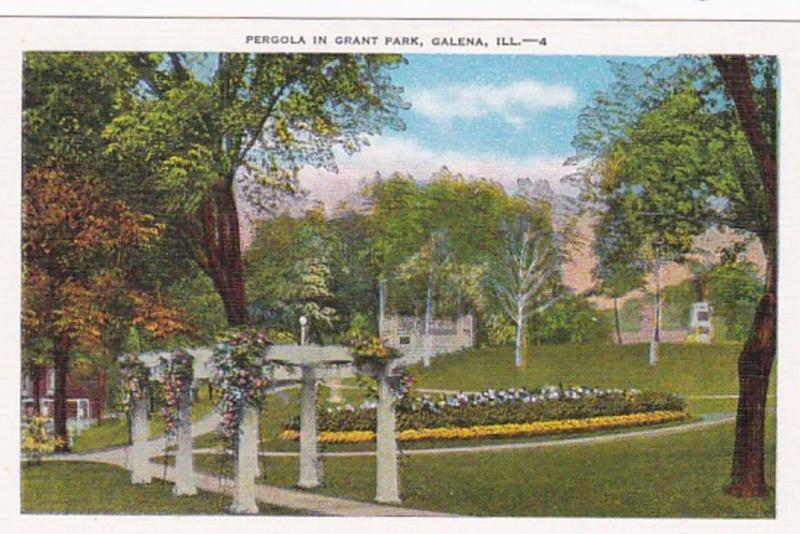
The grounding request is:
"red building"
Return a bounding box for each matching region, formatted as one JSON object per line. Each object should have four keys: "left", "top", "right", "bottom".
{"left": 21, "top": 367, "right": 106, "bottom": 424}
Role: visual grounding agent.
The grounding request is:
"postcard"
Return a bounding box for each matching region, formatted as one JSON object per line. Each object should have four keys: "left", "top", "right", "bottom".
{"left": 3, "top": 6, "right": 799, "bottom": 533}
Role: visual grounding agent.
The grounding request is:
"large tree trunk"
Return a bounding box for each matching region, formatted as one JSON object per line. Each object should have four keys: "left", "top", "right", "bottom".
{"left": 712, "top": 55, "right": 777, "bottom": 498}
{"left": 199, "top": 183, "right": 250, "bottom": 326}
{"left": 613, "top": 297, "right": 623, "bottom": 345}
{"left": 729, "top": 255, "right": 776, "bottom": 497}
{"left": 53, "top": 338, "right": 71, "bottom": 452}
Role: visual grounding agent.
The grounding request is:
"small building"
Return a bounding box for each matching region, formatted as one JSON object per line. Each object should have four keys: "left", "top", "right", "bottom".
{"left": 21, "top": 367, "right": 106, "bottom": 433}
{"left": 380, "top": 315, "right": 475, "bottom": 363}
{"left": 690, "top": 302, "right": 713, "bottom": 343}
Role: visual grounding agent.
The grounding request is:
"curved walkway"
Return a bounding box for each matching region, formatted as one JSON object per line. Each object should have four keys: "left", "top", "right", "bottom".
{"left": 54, "top": 385, "right": 449, "bottom": 517}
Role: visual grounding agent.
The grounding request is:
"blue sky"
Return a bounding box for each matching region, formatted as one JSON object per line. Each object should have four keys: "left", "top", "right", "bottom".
{"left": 394, "top": 55, "right": 654, "bottom": 159}
{"left": 302, "top": 54, "right": 661, "bottom": 205}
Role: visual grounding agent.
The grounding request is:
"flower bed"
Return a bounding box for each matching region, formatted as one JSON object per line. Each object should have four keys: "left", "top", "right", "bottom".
{"left": 279, "top": 410, "right": 689, "bottom": 443}
{"left": 281, "top": 385, "right": 687, "bottom": 442}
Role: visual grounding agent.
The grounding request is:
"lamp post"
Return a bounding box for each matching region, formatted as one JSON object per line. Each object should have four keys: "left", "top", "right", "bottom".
{"left": 299, "top": 315, "right": 308, "bottom": 346}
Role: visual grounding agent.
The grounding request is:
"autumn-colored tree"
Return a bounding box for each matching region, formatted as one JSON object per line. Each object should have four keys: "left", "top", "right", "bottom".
{"left": 22, "top": 167, "right": 189, "bottom": 449}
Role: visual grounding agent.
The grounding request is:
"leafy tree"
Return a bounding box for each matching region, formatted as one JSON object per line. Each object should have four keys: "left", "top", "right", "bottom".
{"left": 161, "top": 268, "right": 229, "bottom": 346}
{"left": 245, "top": 210, "right": 337, "bottom": 342}
{"left": 662, "top": 281, "right": 696, "bottom": 330}
{"left": 22, "top": 167, "right": 189, "bottom": 448}
{"left": 23, "top": 52, "right": 152, "bottom": 176}
{"left": 570, "top": 55, "right": 777, "bottom": 496}
{"left": 103, "top": 53, "right": 407, "bottom": 327}
{"left": 327, "top": 211, "right": 383, "bottom": 335}
{"left": 23, "top": 52, "right": 206, "bottom": 433}
{"left": 593, "top": 210, "right": 647, "bottom": 344}
{"left": 369, "top": 170, "right": 533, "bottom": 364}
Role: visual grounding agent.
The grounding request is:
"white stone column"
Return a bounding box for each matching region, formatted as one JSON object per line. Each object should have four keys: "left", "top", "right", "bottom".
{"left": 375, "top": 371, "right": 401, "bottom": 504}
{"left": 298, "top": 365, "right": 322, "bottom": 488}
{"left": 230, "top": 405, "right": 259, "bottom": 514}
{"left": 173, "top": 383, "right": 196, "bottom": 496}
{"left": 129, "top": 390, "right": 151, "bottom": 484}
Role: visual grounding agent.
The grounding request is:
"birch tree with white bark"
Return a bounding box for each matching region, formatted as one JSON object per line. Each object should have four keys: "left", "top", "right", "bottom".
{"left": 491, "top": 219, "right": 559, "bottom": 367}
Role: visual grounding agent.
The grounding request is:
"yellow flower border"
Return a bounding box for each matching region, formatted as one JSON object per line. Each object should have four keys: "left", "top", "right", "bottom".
{"left": 279, "top": 410, "right": 689, "bottom": 444}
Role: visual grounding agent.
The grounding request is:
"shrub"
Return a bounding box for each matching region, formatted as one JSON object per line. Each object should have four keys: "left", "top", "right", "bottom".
{"left": 486, "top": 313, "right": 516, "bottom": 347}
{"left": 21, "top": 416, "right": 62, "bottom": 464}
{"left": 529, "top": 294, "right": 613, "bottom": 344}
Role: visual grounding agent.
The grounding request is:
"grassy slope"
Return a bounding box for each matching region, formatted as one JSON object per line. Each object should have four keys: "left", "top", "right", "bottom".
{"left": 71, "top": 388, "right": 217, "bottom": 453}
{"left": 409, "top": 343, "right": 775, "bottom": 398}
{"left": 21, "top": 461, "right": 298, "bottom": 515}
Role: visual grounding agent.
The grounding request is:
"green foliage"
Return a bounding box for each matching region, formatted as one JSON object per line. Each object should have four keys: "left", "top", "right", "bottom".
{"left": 592, "top": 206, "right": 647, "bottom": 304}
{"left": 161, "top": 270, "right": 228, "bottom": 346}
{"left": 619, "top": 298, "right": 643, "bottom": 332}
{"left": 485, "top": 313, "right": 516, "bottom": 347}
{"left": 595, "top": 90, "right": 749, "bottom": 257}
{"left": 102, "top": 52, "right": 408, "bottom": 257}
{"left": 663, "top": 281, "right": 697, "bottom": 329}
{"left": 342, "top": 312, "right": 371, "bottom": 342}
{"left": 23, "top": 52, "right": 152, "bottom": 174}
{"left": 265, "top": 329, "right": 296, "bottom": 345}
{"left": 529, "top": 293, "right": 613, "bottom": 344}
{"left": 21, "top": 416, "right": 63, "bottom": 464}
{"left": 707, "top": 261, "right": 763, "bottom": 341}
{"left": 245, "top": 210, "right": 338, "bottom": 339}
{"left": 369, "top": 170, "right": 537, "bottom": 318}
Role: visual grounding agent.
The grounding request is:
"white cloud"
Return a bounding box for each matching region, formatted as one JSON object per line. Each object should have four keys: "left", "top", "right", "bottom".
{"left": 410, "top": 80, "right": 577, "bottom": 125}
{"left": 298, "top": 136, "right": 578, "bottom": 209}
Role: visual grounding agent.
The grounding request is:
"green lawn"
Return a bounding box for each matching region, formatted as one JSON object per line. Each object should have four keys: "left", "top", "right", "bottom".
{"left": 408, "top": 343, "right": 775, "bottom": 398}
{"left": 33, "top": 343, "right": 777, "bottom": 517}
{"left": 71, "top": 387, "right": 217, "bottom": 453}
{"left": 21, "top": 461, "right": 299, "bottom": 515}
{"left": 195, "top": 343, "right": 774, "bottom": 455}
{"left": 187, "top": 415, "right": 775, "bottom": 518}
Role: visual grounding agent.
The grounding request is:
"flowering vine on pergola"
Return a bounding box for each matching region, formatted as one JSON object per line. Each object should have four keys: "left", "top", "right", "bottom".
{"left": 119, "top": 333, "right": 408, "bottom": 514}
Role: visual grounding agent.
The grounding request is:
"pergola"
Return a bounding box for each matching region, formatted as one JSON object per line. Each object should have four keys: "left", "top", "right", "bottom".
{"left": 130, "top": 344, "right": 405, "bottom": 513}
